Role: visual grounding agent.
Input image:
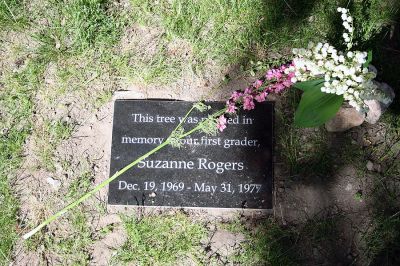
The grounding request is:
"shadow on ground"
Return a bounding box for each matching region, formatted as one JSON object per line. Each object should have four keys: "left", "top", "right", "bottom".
{"left": 219, "top": 1, "right": 400, "bottom": 265}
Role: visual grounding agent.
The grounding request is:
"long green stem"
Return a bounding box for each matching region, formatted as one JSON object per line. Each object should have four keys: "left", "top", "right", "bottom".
{"left": 3, "top": 0, "right": 17, "bottom": 22}
{"left": 169, "top": 105, "right": 195, "bottom": 137}
{"left": 23, "top": 139, "right": 171, "bottom": 239}
{"left": 23, "top": 107, "right": 226, "bottom": 240}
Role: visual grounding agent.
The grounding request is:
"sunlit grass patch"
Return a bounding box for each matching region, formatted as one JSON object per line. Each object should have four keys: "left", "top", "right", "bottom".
{"left": 25, "top": 208, "right": 94, "bottom": 265}
{"left": 35, "top": 119, "right": 74, "bottom": 172}
{"left": 129, "top": 0, "right": 268, "bottom": 66}
{"left": 0, "top": 0, "right": 28, "bottom": 28}
{"left": 0, "top": 57, "right": 41, "bottom": 264}
{"left": 115, "top": 213, "right": 206, "bottom": 264}
{"left": 48, "top": 210, "right": 93, "bottom": 265}
{"left": 111, "top": 43, "right": 184, "bottom": 85}
{"left": 33, "top": 0, "right": 128, "bottom": 59}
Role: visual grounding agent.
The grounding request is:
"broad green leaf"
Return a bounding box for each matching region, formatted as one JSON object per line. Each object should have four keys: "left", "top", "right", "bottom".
{"left": 293, "top": 78, "right": 325, "bottom": 91}
{"left": 294, "top": 89, "right": 344, "bottom": 128}
{"left": 363, "top": 50, "right": 373, "bottom": 68}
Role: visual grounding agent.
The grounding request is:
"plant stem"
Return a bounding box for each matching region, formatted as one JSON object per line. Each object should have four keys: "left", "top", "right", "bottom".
{"left": 22, "top": 107, "right": 226, "bottom": 240}
{"left": 169, "top": 105, "right": 195, "bottom": 137}
{"left": 3, "top": 0, "right": 17, "bottom": 22}
{"left": 23, "top": 140, "right": 170, "bottom": 239}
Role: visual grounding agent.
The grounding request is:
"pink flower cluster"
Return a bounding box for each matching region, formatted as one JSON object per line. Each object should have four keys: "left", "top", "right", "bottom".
{"left": 217, "top": 62, "right": 296, "bottom": 132}
{"left": 217, "top": 115, "right": 227, "bottom": 132}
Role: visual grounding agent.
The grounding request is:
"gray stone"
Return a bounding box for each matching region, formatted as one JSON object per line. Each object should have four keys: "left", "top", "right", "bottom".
{"left": 364, "top": 99, "right": 382, "bottom": 124}
{"left": 325, "top": 107, "right": 365, "bottom": 132}
{"left": 366, "top": 161, "right": 374, "bottom": 171}
{"left": 46, "top": 177, "right": 61, "bottom": 190}
{"left": 365, "top": 82, "right": 395, "bottom": 124}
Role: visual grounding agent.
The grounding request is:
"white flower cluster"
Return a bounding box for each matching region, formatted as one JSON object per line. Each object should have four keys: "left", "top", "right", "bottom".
{"left": 287, "top": 7, "right": 390, "bottom": 113}
{"left": 337, "top": 7, "right": 354, "bottom": 49}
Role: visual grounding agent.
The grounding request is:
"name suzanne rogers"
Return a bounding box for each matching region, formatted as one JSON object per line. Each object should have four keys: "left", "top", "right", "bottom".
{"left": 137, "top": 158, "right": 244, "bottom": 174}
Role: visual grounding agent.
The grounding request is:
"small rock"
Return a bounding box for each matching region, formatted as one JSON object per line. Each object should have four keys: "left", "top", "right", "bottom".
{"left": 1, "top": 128, "right": 9, "bottom": 135}
{"left": 325, "top": 107, "right": 365, "bottom": 132}
{"left": 364, "top": 99, "right": 382, "bottom": 124}
{"left": 345, "top": 183, "right": 353, "bottom": 191}
{"left": 365, "top": 82, "right": 395, "bottom": 124}
{"left": 374, "top": 163, "right": 382, "bottom": 173}
{"left": 278, "top": 187, "right": 284, "bottom": 193}
{"left": 46, "top": 177, "right": 61, "bottom": 190}
{"left": 207, "top": 223, "right": 216, "bottom": 231}
{"left": 366, "top": 161, "right": 374, "bottom": 171}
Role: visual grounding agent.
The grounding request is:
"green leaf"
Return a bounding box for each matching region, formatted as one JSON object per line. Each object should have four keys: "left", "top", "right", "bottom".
{"left": 294, "top": 89, "right": 344, "bottom": 128}
{"left": 363, "top": 50, "right": 373, "bottom": 68}
{"left": 293, "top": 78, "right": 325, "bottom": 91}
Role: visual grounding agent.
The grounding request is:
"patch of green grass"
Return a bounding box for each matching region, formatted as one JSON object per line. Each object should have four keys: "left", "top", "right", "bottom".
{"left": 276, "top": 90, "right": 302, "bottom": 173}
{"left": 36, "top": 119, "right": 74, "bottom": 171}
{"left": 226, "top": 218, "right": 299, "bottom": 266}
{"left": 129, "top": 0, "right": 398, "bottom": 70}
{"left": 277, "top": 89, "right": 335, "bottom": 177}
{"left": 111, "top": 46, "right": 183, "bottom": 85}
{"left": 0, "top": 56, "right": 45, "bottom": 264}
{"left": 350, "top": 0, "right": 400, "bottom": 47}
{"left": 42, "top": 209, "right": 93, "bottom": 265}
{"left": 46, "top": 120, "right": 74, "bottom": 142}
{"left": 25, "top": 165, "right": 95, "bottom": 264}
{"left": 45, "top": 52, "right": 117, "bottom": 106}
{"left": 66, "top": 170, "right": 93, "bottom": 199}
{"left": 130, "top": 0, "right": 268, "bottom": 66}
{"left": 277, "top": 88, "right": 366, "bottom": 177}
{"left": 263, "top": 0, "right": 399, "bottom": 51}
{"left": 33, "top": 0, "right": 127, "bottom": 59}
{"left": 115, "top": 213, "right": 206, "bottom": 265}
{"left": 0, "top": 0, "right": 28, "bottom": 28}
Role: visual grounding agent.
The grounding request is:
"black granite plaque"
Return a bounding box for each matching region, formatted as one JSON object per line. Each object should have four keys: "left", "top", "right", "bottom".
{"left": 108, "top": 100, "right": 274, "bottom": 209}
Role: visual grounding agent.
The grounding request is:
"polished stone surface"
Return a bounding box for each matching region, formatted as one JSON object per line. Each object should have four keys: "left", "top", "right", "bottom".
{"left": 108, "top": 100, "right": 273, "bottom": 209}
